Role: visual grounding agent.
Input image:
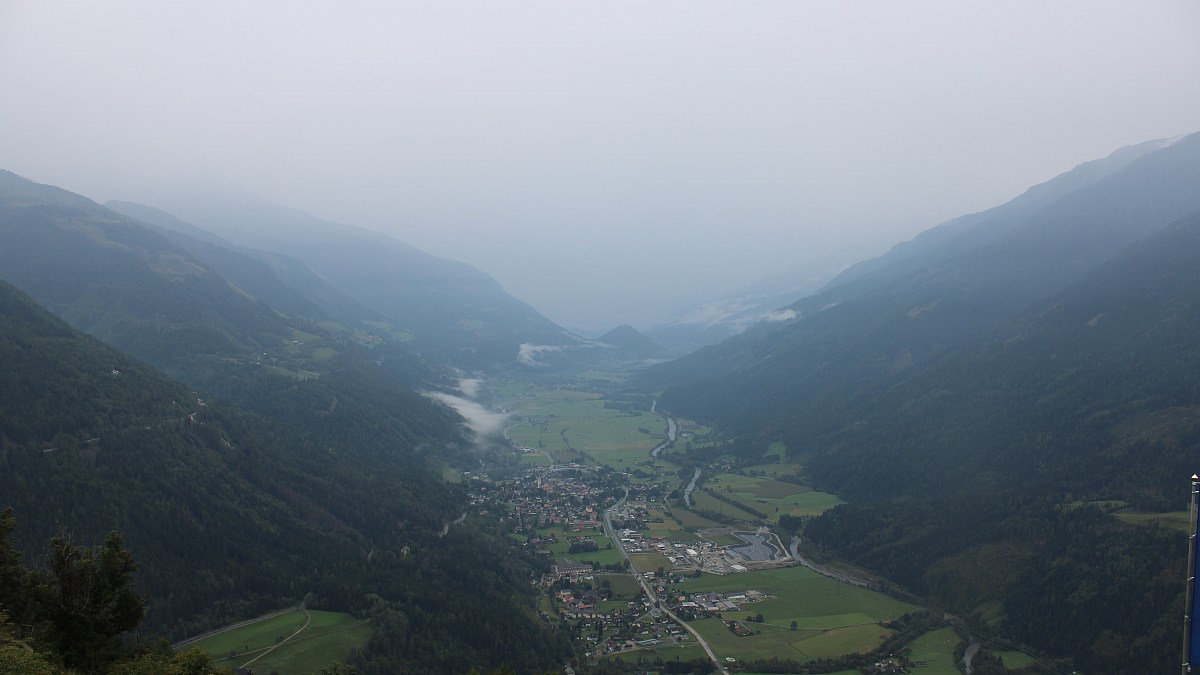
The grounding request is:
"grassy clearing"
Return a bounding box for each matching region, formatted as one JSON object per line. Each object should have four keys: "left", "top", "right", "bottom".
{"left": 993, "top": 649, "right": 1037, "bottom": 669}
{"left": 742, "top": 460, "right": 804, "bottom": 475}
{"left": 194, "top": 609, "right": 370, "bottom": 674}
{"left": 629, "top": 553, "right": 673, "bottom": 573}
{"left": 1114, "top": 510, "right": 1191, "bottom": 531}
{"left": 192, "top": 608, "right": 308, "bottom": 658}
{"left": 247, "top": 612, "right": 372, "bottom": 674}
{"left": 904, "top": 626, "right": 962, "bottom": 674}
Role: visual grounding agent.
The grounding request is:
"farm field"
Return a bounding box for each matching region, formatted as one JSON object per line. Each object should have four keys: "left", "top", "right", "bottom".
{"left": 993, "top": 649, "right": 1037, "bottom": 669}
{"left": 192, "top": 608, "right": 370, "bottom": 674}
{"left": 503, "top": 388, "right": 667, "bottom": 468}
{"left": 597, "top": 573, "right": 642, "bottom": 598}
{"left": 669, "top": 507, "right": 725, "bottom": 531}
{"left": 602, "top": 642, "right": 708, "bottom": 666}
{"left": 674, "top": 567, "right": 916, "bottom": 663}
{"left": 705, "top": 473, "right": 844, "bottom": 521}
{"left": 630, "top": 552, "right": 673, "bottom": 573}
{"left": 904, "top": 627, "right": 962, "bottom": 674}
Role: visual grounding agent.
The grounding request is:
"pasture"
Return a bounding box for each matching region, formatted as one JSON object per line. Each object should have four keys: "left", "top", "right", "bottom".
{"left": 675, "top": 566, "right": 916, "bottom": 663}
{"left": 503, "top": 389, "right": 667, "bottom": 468}
{"left": 705, "top": 472, "right": 844, "bottom": 521}
{"left": 1114, "top": 510, "right": 1191, "bottom": 531}
{"left": 630, "top": 552, "right": 673, "bottom": 573}
{"left": 192, "top": 608, "right": 370, "bottom": 674}
{"left": 904, "top": 627, "right": 962, "bottom": 674}
{"left": 602, "top": 642, "right": 709, "bottom": 666}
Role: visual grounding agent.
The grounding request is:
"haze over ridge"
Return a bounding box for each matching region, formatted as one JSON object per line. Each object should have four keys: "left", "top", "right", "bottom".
{"left": 2, "top": 1, "right": 1198, "bottom": 332}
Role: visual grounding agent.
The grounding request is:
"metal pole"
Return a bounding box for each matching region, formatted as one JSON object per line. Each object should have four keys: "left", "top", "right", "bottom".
{"left": 1183, "top": 474, "right": 1199, "bottom": 675}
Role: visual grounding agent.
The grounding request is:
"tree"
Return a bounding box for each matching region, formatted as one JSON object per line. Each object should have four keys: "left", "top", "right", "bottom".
{"left": 0, "top": 509, "right": 25, "bottom": 617}
{"left": 790, "top": 620, "right": 798, "bottom": 631}
{"left": 0, "top": 611, "right": 54, "bottom": 675}
{"left": 32, "top": 531, "right": 145, "bottom": 672}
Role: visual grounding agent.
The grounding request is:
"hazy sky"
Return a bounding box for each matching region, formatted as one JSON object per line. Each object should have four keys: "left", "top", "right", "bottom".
{"left": 3, "top": 2, "right": 1199, "bottom": 333}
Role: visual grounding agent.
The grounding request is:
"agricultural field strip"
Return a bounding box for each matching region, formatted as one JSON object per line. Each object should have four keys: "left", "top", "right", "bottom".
{"left": 176, "top": 604, "right": 302, "bottom": 649}
{"left": 239, "top": 607, "right": 312, "bottom": 668}
{"left": 194, "top": 609, "right": 367, "bottom": 663}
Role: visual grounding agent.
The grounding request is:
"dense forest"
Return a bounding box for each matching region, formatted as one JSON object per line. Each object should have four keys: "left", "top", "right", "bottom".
{"left": 0, "top": 271, "right": 570, "bottom": 671}
{"left": 642, "top": 136, "right": 1200, "bottom": 672}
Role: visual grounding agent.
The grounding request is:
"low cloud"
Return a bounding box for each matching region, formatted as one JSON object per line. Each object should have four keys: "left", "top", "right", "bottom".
{"left": 457, "top": 378, "right": 483, "bottom": 398}
{"left": 424, "top": 391, "right": 509, "bottom": 439}
{"left": 517, "top": 343, "right": 567, "bottom": 367}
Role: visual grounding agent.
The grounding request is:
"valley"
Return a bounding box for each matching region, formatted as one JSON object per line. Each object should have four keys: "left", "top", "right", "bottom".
{"left": 3, "top": 128, "right": 1200, "bottom": 674}
{"left": 453, "top": 377, "right": 968, "bottom": 674}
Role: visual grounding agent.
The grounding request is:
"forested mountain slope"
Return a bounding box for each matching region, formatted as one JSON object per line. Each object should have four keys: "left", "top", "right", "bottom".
{"left": 0, "top": 171, "right": 479, "bottom": 465}
{"left": 106, "top": 199, "right": 383, "bottom": 327}
{"left": 824, "top": 135, "right": 1179, "bottom": 291}
{"left": 142, "top": 192, "right": 582, "bottom": 368}
{"left": 638, "top": 134, "right": 1200, "bottom": 672}
{"left": 0, "top": 170, "right": 577, "bottom": 669}
{"left": 646, "top": 133, "right": 1200, "bottom": 440}
{"left": 804, "top": 209, "right": 1200, "bottom": 504}
{"left": 0, "top": 278, "right": 573, "bottom": 673}
{"left": 802, "top": 208, "right": 1200, "bottom": 670}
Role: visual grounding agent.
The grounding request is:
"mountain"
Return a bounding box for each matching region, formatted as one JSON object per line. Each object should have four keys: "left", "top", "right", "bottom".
{"left": 139, "top": 191, "right": 583, "bottom": 369}
{"left": 106, "top": 199, "right": 379, "bottom": 325}
{"left": 597, "top": 324, "right": 667, "bottom": 359}
{"left": 646, "top": 133, "right": 1200, "bottom": 430}
{"left": 641, "top": 137, "right": 1169, "bottom": 360}
{"left": 823, "top": 135, "right": 1181, "bottom": 291}
{"left": 0, "top": 278, "right": 573, "bottom": 673}
{"left": 0, "top": 171, "right": 293, "bottom": 368}
{"left": 0, "top": 175, "right": 574, "bottom": 670}
{"left": 646, "top": 256, "right": 850, "bottom": 356}
{"left": 803, "top": 210, "right": 1200, "bottom": 673}
{"left": 0, "top": 171, "right": 481, "bottom": 462}
{"left": 637, "top": 133, "right": 1200, "bottom": 671}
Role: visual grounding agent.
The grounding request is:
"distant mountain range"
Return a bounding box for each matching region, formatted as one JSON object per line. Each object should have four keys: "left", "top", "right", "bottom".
{"left": 644, "top": 261, "right": 843, "bottom": 356}
{"left": 117, "top": 192, "right": 587, "bottom": 369}
{"left": 639, "top": 131, "right": 1200, "bottom": 672}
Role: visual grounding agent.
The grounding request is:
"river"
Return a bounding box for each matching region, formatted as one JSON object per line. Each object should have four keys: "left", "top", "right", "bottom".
{"left": 683, "top": 467, "right": 701, "bottom": 507}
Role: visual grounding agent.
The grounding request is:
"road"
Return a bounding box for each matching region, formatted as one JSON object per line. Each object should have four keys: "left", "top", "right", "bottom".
{"left": 603, "top": 490, "right": 729, "bottom": 675}
{"left": 240, "top": 606, "right": 311, "bottom": 670}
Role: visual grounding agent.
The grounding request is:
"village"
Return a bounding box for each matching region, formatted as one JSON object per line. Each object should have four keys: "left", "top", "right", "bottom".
{"left": 470, "top": 462, "right": 793, "bottom": 658}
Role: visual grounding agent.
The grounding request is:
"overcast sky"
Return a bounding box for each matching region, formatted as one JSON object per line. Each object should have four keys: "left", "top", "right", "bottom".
{"left": 3, "top": 2, "right": 1198, "bottom": 333}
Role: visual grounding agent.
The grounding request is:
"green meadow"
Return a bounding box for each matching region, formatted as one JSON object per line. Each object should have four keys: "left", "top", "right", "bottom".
{"left": 705, "top": 472, "right": 844, "bottom": 521}
{"left": 503, "top": 389, "right": 667, "bottom": 468}
{"left": 192, "top": 608, "right": 371, "bottom": 674}
{"left": 674, "top": 567, "right": 916, "bottom": 663}
{"left": 904, "top": 627, "right": 962, "bottom": 674}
